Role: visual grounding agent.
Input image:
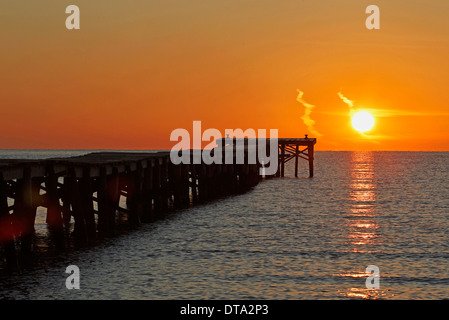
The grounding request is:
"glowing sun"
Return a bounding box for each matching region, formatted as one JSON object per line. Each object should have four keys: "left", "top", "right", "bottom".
{"left": 352, "top": 111, "right": 375, "bottom": 133}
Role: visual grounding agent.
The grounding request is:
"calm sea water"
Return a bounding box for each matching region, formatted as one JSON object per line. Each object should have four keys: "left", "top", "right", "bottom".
{"left": 0, "top": 150, "right": 448, "bottom": 299}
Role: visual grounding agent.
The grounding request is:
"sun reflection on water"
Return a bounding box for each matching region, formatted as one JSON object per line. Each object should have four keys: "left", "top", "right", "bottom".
{"left": 339, "top": 151, "right": 387, "bottom": 299}
{"left": 346, "top": 151, "right": 380, "bottom": 252}
{"left": 343, "top": 288, "right": 385, "bottom": 299}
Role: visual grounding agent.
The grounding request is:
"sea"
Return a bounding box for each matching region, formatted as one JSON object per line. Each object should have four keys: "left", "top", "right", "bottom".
{"left": 0, "top": 150, "right": 448, "bottom": 300}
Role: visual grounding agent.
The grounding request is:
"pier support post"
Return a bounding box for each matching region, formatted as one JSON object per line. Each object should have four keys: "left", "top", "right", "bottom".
{"left": 215, "top": 164, "right": 224, "bottom": 196}
{"left": 295, "top": 145, "right": 299, "bottom": 178}
{"left": 0, "top": 173, "right": 17, "bottom": 270}
{"left": 45, "top": 165, "right": 64, "bottom": 249}
{"left": 197, "top": 164, "right": 205, "bottom": 202}
{"left": 135, "top": 162, "right": 145, "bottom": 222}
{"left": 209, "top": 164, "right": 217, "bottom": 199}
{"left": 160, "top": 159, "right": 169, "bottom": 212}
{"left": 97, "top": 167, "right": 108, "bottom": 236}
{"left": 190, "top": 163, "right": 198, "bottom": 204}
{"left": 152, "top": 161, "right": 162, "bottom": 215}
{"left": 181, "top": 164, "right": 190, "bottom": 207}
{"left": 97, "top": 167, "right": 118, "bottom": 237}
{"left": 169, "top": 163, "right": 181, "bottom": 209}
{"left": 60, "top": 177, "right": 72, "bottom": 227}
{"left": 126, "top": 163, "right": 143, "bottom": 226}
{"left": 276, "top": 145, "right": 281, "bottom": 177}
{"left": 68, "top": 168, "right": 87, "bottom": 247}
{"left": 308, "top": 144, "right": 314, "bottom": 178}
{"left": 280, "top": 144, "right": 285, "bottom": 177}
{"left": 142, "top": 161, "right": 154, "bottom": 222}
{"left": 109, "top": 168, "right": 120, "bottom": 230}
{"left": 207, "top": 164, "right": 215, "bottom": 199}
{"left": 14, "top": 167, "right": 37, "bottom": 257}
{"left": 170, "top": 163, "right": 190, "bottom": 209}
{"left": 81, "top": 168, "right": 97, "bottom": 243}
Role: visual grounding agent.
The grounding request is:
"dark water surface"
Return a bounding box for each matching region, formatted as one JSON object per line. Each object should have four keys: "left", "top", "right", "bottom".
{"left": 0, "top": 151, "right": 448, "bottom": 299}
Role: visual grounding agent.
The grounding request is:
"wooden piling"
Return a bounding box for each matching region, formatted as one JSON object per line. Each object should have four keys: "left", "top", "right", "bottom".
{"left": 181, "top": 167, "right": 189, "bottom": 205}
{"left": 169, "top": 162, "right": 181, "bottom": 209}
{"left": 276, "top": 147, "right": 281, "bottom": 178}
{"left": 295, "top": 145, "right": 299, "bottom": 178}
{"left": 280, "top": 144, "right": 285, "bottom": 177}
{"left": 308, "top": 144, "right": 314, "bottom": 178}
{"left": 45, "top": 165, "right": 64, "bottom": 248}
{"left": 126, "top": 163, "right": 143, "bottom": 226}
{"left": 60, "top": 176, "right": 72, "bottom": 227}
{"left": 141, "top": 161, "right": 154, "bottom": 222}
{"left": 0, "top": 173, "right": 17, "bottom": 270}
{"left": 67, "top": 168, "right": 88, "bottom": 246}
{"left": 14, "top": 167, "right": 36, "bottom": 256}
{"left": 189, "top": 163, "right": 198, "bottom": 204}
{"left": 80, "top": 168, "right": 96, "bottom": 243}
{"left": 208, "top": 164, "right": 216, "bottom": 199}
{"left": 160, "top": 159, "right": 169, "bottom": 212}
{"left": 152, "top": 160, "right": 162, "bottom": 214}
{"left": 97, "top": 167, "right": 115, "bottom": 236}
{"left": 229, "top": 163, "right": 237, "bottom": 194}
{"left": 197, "top": 164, "right": 207, "bottom": 202}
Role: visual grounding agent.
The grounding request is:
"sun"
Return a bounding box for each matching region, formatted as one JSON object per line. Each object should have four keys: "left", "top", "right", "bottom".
{"left": 351, "top": 111, "right": 375, "bottom": 133}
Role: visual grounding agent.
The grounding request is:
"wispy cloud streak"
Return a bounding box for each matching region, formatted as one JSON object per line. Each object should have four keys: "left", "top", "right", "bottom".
{"left": 337, "top": 91, "right": 355, "bottom": 116}
{"left": 297, "top": 90, "right": 323, "bottom": 137}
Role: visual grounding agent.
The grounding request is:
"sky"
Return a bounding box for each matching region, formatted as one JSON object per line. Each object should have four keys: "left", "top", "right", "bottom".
{"left": 1, "top": 0, "right": 449, "bottom": 150}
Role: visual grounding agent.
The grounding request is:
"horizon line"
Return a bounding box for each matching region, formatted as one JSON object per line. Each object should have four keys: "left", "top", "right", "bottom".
{"left": 1, "top": 148, "right": 449, "bottom": 152}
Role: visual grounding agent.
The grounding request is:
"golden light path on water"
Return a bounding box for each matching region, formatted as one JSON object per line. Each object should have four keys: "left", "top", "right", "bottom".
{"left": 337, "top": 152, "right": 389, "bottom": 299}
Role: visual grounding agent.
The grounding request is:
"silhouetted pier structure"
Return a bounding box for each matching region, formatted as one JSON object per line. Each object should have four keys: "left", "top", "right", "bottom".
{"left": 216, "top": 136, "right": 316, "bottom": 178}
{"left": 0, "top": 151, "right": 259, "bottom": 270}
{"left": 278, "top": 137, "right": 316, "bottom": 178}
{"left": 0, "top": 137, "right": 316, "bottom": 270}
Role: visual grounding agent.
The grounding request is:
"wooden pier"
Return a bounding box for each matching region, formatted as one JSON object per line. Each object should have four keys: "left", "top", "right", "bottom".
{"left": 216, "top": 136, "right": 316, "bottom": 177}
{"left": 278, "top": 137, "right": 316, "bottom": 178}
{"left": 0, "top": 137, "right": 316, "bottom": 270}
{"left": 0, "top": 151, "right": 259, "bottom": 270}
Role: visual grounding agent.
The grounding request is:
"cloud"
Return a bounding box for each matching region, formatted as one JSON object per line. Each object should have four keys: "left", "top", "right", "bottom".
{"left": 296, "top": 90, "right": 323, "bottom": 137}
{"left": 337, "top": 91, "right": 355, "bottom": 116}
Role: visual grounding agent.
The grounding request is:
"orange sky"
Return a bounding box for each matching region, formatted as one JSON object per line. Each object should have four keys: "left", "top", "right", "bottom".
{"left": 1, "top": 1, "right": 449, "bottom": 150}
